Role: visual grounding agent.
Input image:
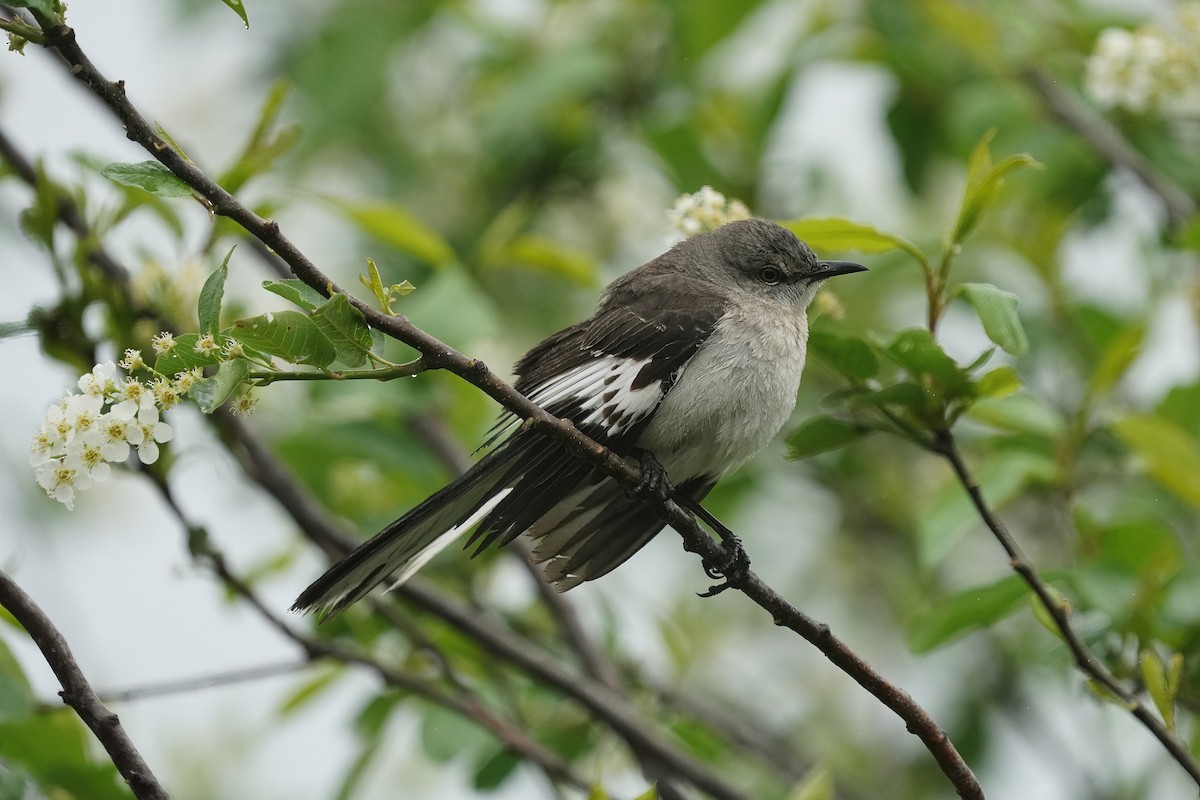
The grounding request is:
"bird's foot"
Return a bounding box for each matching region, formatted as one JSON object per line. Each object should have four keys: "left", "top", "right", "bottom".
{"left": 628, "top": 448, "right": 672, "bottom": 502}
{"left": 698, "top": 534, "right": 751, "bottom": 598}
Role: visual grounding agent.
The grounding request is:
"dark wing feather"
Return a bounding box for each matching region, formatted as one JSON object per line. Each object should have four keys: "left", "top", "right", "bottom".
{"left": 292, "top": 289, "right": 723, "bottom": 617}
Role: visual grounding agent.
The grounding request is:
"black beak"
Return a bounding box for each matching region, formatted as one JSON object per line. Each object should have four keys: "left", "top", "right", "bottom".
{"left": 811, "top": 260, "right": 868, "bottom": 280}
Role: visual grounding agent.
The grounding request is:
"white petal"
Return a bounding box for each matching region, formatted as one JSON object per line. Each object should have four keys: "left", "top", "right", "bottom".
{"left": 138, "top": 441, "right": 160, "bottom": 465}
{"left": 90, "top": 462, "right": 111, "bottom": 482}
{"left": 153, "top": 422, "right": 174, "bottom": 443}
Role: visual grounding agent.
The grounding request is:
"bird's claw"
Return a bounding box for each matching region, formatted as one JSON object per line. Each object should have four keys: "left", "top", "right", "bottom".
{"left": 697, "top": 534, "right": 750, "bottom": 598}
{"left": 627, "top": 448, "right": 671, "bottom": 501}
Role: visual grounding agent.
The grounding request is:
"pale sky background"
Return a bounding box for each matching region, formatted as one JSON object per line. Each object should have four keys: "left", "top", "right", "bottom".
{"left": 0, "top": 1, "right": 1195, "bottom": 799}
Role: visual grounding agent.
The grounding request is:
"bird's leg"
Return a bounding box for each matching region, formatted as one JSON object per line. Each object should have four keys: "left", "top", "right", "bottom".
{"left": 630, "top": 449, "right": 750, "bottom": 597}
{"left": 628, "top": 447, "right": 671, "bottom": 501}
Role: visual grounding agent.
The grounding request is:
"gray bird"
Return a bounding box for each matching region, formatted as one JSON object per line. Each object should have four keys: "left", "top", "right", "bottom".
{"left": 293, "top": 218, "right": 866, "bottom": 617}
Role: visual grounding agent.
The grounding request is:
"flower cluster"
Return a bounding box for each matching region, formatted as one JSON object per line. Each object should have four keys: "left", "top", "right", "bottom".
{"left": 30, "top": 354, "right": 192, "bottom": 509}
{"left": 1085, "top": 8, "right": 1200, "bottom": 115}
{"left": 667, "top": 186, "right": 751, "bottom": 239}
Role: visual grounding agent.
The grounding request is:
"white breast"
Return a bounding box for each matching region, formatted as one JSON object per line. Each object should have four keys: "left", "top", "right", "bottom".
{"left": 637, "top": 299, "right": 809, "bottom": 481}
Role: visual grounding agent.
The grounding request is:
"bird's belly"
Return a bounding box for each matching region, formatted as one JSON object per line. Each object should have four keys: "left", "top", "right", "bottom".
{"left": 637, "top": 310, "right": 807, "bottom": 481}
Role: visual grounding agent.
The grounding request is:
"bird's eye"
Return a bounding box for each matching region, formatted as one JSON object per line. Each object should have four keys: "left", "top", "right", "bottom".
{"left": 758, "top": 266, "right": 783, "bottom": 285}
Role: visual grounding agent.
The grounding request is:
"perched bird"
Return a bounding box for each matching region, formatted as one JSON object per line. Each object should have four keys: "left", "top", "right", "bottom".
{"left": 293, "top": 218, "right": 865, "bottom": 617}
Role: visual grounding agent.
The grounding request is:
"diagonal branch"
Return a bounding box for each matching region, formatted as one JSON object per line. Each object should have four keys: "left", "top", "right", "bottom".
{"left": 1023, "top": 68, "right": 1196, "bottom": 227}
{"left": 0, "top": 569, "right": 172, "bottom": 800}
{"left": 933, "top": 429, "right": 1200, "bottom": 787}
{"left": 16, "top": 21, "right": 982, "bottom": 799}
{"left": 143, "top": 472, "right": 586, "bottom": 792}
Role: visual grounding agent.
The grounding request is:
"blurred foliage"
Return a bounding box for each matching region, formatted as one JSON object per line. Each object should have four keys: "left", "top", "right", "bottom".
{"left": 3, "top": 0, "right": 1200, "bottom": 798}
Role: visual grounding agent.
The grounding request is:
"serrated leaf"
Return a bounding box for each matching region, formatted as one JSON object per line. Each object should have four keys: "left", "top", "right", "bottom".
{"left": 153, "top": 333, "right": 223, "bottom": 376}
{"left": 785, "top": 416, "right": 868, "bottom": 459}
{"left": 310, "top": 294, "right": 373, "bottom": 367}
{"left": 955, "top": 283, "right": 1029, "bottom": 356}
{"left": 907, "top": 575, "right": 1029, "bottom": 653}
{"left": 975, "top": 366, "right": 1022, "bottom": 398}
{"left": 808, "top": 329, "right": 879, "bottom": 382}
{"left": 222, "top": 0, "right": 249, "bottom": 27}
{"left": 339, "top": 201, "right": 455, "bottom": 268}
{"left": 261, "top": 279, "right": 325, "bottom": 310}
{"left": 191, "top": 359, "right": 250, "bottom": 413}
{"left": 100, "top": 161, "right": 193, "bottom": 198}
{"left": 1112, "top": 414, "right": 1200, "bottom": 506}
{"left": 232, "top": 311, "right": 336, "bottom": 368}
{"left": 785, "top": 217, "right": 929, "bottom": 268}
{"left": 198, "top": 247, "right": 234, "bottom": 335}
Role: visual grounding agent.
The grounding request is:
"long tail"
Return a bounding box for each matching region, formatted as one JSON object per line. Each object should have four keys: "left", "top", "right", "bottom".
{"left": 290, "top": 443, "right": 524, "bottom": 619}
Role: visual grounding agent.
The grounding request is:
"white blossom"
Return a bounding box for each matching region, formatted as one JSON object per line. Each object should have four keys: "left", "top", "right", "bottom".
{"left": 1086, "top": 14, "right": 1200, "bottom": 116}
{"left": 194, "top": 334, "right": 219, "bottom": 356}
{"left": 77, "top": 361, "right": 117, "bottom": 399}
{"left": 119, "top": 348, "right": 145, "bottom": 371}
{"left": 134, "top": 405, "right": 174, "bottom": 465}
{"left": 151, "top": 331, "right": 177, "bottom": 355}
{"left": 667, "top": 186, "right": 752, "bottom": 239}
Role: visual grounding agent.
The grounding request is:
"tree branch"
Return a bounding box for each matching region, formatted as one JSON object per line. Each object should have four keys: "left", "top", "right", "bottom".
{"left": 1023, "top": 68, "right": 1196, "bottom": 227}
{"left": 143, "top": 472, "right": 586, "bottom": 792}
{"left": 17, "top": 22, "right": 983, "bottom": 798}
{"left": 0, "top": 569, "right": 171, "bottom": 800}
{"left": 933, "top": 428, "right": 1200, "bottom": 787}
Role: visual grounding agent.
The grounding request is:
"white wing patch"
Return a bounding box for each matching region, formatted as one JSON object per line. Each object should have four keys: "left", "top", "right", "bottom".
{"left": 529, "top": 356, "right": 664, "bottom": 437}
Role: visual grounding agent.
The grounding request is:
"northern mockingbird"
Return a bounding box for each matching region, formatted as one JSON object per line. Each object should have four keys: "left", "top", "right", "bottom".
{"left": 294, "top": 218, "right": 866, "bottom": 617}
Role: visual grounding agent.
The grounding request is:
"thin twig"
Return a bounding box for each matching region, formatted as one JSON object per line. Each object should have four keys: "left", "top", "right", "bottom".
{"left": 0, "top": 570, "right": 171, "bottom": 800}
{"left": 1024, "top": 68, "right": 1195, "bottom": 227}
{"left": 143, "top": 473, "right": 586, "bottom": 792}
{"left": 21, "top": 23, "right": 983, "bottom": 798}
{"left": 97, "top": 661, "right": 308, "bottom": 704}
{"left": 0, "top": 121, "right": 734, "bottom": 800}
{"left": 933, "top": 429, "right": 1200, "bottom": 787}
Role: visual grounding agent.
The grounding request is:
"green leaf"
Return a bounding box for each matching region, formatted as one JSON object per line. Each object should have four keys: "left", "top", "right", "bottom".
{"left": 786, "top": 766, "right": 834, "bottom": 800}
{"left": 633, "top": 788, "right": 659, "bottom": 800}
{"left": 884, "top": 328, "right": 970, "bottom": 395}
{"left": 493, "top": 235, "right": 597, "bottom": 285}
{"left": 975, "top": 366, "right": 1022, "bottom": 399}
{"left": 919, "top": 450, "right": 1058, "bottom": 566}
{"left": 309, "top": 294, "right": 373, "bottom": 367}
{"left": 473, "top": 748, "right": 521, "bottom": 791}
{"left": 221, "top": 0, "right": 249, "bottom": 29}
{"left": 221, "top": 81, "right": 299, "bottom": 193}
{"left": 784, "top": 217, "right": 929, "bottom": 269}
{"left": 949, "top": 131, "right": 1042, "bottom": 248}
{"left": 6, "top": 0, "right": 62, "bottom": 18}
{"left": 100, "top": 161, "right": 193, "bottom": 198}
{"left": 191, "top": 359, "right": 250, "bottom": 413}
{"left": 0, "top": 638, "right": 33, "bottom": 724}
{"left": 808, "top": 329, "right": 879, "bottom": 382}
{"left": 954, "top": 283, "right": 1029, "bottom": 356}
{"left": 153, "top": 333, "right": 222, "bottom": 376}
{"left": 339, "top": 201, "right": 455, "bottom": 268}
{"left": 261, "top": 279, "right": 326, "bottom": 311}
{"left": 967, "top": 394, "right": 1064, "bottom": 438}
{"left": 785, "top": 416, "right": 868, "bottom": 459}
{"left": 1089, "top": 325, "right": 1145, "bottom": 396}
{"left": 198, "top": 246, "right": 234, "bottom": 336}
{"left": 907, "top": 575, "right": 1029, "bottom": 653}
{"left": 1141, "top": 650, "right": 1177, "bottom": 733}
{"left": 1112, "top": 414, "right": 1200, "bottom": 506}
{"left": 358, "top": 258, "right": 414, "bottom": 315}
{"left": 278, "top": 667, "right": 341, "bottom": 717}
{"left": 419, "top": 705, "right": 492, "bottom": 762}
{"left": 231, "top": 311, "right": 337, "bottom": 368}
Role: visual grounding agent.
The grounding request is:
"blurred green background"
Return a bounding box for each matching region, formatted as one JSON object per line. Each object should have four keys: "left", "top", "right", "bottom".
{"left": 1, "top": 0, "right": 1199, "bottom": 798}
